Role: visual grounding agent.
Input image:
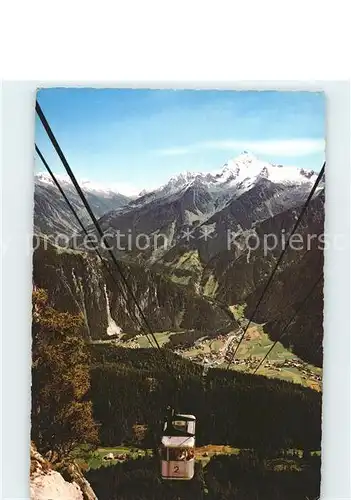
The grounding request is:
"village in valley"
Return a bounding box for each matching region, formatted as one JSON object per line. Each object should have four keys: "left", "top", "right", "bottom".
{"left": 176, "top": 328, "right": 321, "bottom": 389}
{"left": 115, "top": 318, "right": 322, "bottom": 391}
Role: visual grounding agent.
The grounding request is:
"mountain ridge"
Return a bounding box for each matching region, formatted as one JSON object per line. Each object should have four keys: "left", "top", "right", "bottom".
{"left": 72, "top": 153, "right": 323, "bottom": 264}
{"left": 33, "top": 153, "right": 325, "bottom": 366}
{"left": 128, "top": 152, "right": 319, "bottom": 210}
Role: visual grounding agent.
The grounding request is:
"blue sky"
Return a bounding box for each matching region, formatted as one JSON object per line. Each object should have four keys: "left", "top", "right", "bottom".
{"left": 35, "top": 89, "right": 325, "bottom": 194}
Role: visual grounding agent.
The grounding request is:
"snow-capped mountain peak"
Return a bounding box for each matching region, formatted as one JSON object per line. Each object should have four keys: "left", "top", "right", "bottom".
{"left": 218, "top": 153, "right": 318, "bottom": 186}
{"left": 35, "top": 172, "right": 70, "bottom": 187}
{"left": 128, "top": 152, "right": 319, "bottom": 210}
{"left": 35, "top": 172, "right": 137, "bottom": 198}
{"left": 165, "top": 152, "right": 316, "bottom": 190}
{"left": 36, "top": 152, "right": 319, "bottom": 215}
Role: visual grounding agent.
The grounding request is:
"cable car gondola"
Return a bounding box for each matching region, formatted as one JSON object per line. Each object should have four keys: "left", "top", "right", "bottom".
{"left": 160, "top": 408, "right": 196, "bottom": 480}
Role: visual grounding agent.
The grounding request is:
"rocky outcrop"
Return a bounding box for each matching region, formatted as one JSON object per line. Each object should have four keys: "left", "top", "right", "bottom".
{"left": 30, "top": 443, "right": 96, "bottom": 500}
{"left": 60, "top": 462, "right": 97, "bottom": 500}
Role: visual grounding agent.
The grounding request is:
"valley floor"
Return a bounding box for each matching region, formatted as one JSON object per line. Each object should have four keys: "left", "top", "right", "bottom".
{"left": 84, "top": 445, "right": 321, "bottom": 500}
{"left": 82, "top": 444, "right": 320, "bottom": 471}
{"left": 103, "top": 319, "right": 322, "bottom": 391}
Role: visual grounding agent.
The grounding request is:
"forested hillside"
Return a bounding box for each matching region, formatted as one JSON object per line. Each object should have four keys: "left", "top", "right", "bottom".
{"left": 31, "top": 289, "right": 322, "bottom": 499}
{"left": 32, "top": 239, "right": 233, "bottom": 339}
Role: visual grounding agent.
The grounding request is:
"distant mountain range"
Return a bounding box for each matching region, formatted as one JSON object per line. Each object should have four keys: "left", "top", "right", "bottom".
{"left": 74, "top": 152, "right": 322, "bottom": 262}
{"left": 34, "top": 172, "right": 132, "bottom": 238}
{"left": 33, "top": 153, "right": 324, "bottom": 366}
{"left": 132, "top": 151, "right": 318, "bottom": 208}
{"left": 34, "top": 152, "right": 321, "bottom": 241}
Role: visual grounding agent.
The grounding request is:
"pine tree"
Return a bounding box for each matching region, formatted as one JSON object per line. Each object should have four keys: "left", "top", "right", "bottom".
{"left": 31, "top": 288, "right": 98, "bottom": 461}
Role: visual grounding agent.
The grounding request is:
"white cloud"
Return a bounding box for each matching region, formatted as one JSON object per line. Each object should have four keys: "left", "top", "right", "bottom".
{"left": 154, "top": 138, "right": 325, "bottom": 158}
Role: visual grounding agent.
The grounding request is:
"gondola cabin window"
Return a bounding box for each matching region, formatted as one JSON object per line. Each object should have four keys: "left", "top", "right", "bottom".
{"left": 172, "top": 419, "right": 195, "bottom": 435}
{"left": 161, "top": 447, "right": 195, "bottom": 461}
{"left": 163, "top": 414, "right": 196, "bottom": 436}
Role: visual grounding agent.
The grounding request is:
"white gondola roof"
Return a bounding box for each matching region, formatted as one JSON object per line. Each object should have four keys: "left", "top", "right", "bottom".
{"left": 176, "top": 414, "right": 196, "bottom": 420}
